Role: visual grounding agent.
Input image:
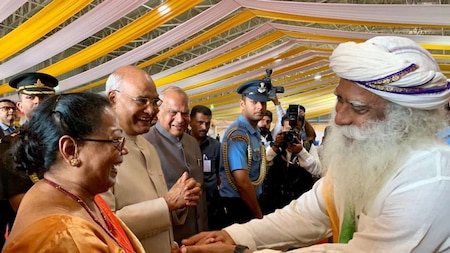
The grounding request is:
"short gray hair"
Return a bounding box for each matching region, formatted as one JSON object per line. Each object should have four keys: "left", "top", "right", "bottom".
{"left": 105, "top": 71, "right": 122, "bottom": 94}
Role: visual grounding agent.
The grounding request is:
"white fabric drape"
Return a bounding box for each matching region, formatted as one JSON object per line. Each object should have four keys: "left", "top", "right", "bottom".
{"left": 153, "top": 23, "right": 274, "bottom": 80}
{"left": 0, "top": 0, "right": 148, "bottom": 79}
{"left": 237, "top": 0, "right": 450, "bottom": 25}
{"left": 270, "top": 23, "right": 450, "bottom": 45}
{"left": 1, "top": 0, "right": 448, "bottom": 108}
{"left": 181, "top": 40, "right": 299, "bottom": 95}
{"left": 0, "top": 0, "right": 27, "bottom": 23}
{"left": 57, "top": 0, "right": 241, "bottom": 91}
{"left": 183, "top": 42, "right": 330, "bottom": 95}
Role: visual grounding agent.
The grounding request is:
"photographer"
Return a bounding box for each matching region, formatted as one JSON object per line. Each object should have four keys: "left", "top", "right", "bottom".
{"left": 297, "top": 105, "right": 317, "bottom": 150}
{"left": 258, "top": 94, "right": 284, "bottom": 149}
{"left": 259, "top": 108, "right": 322, "bottom": 214}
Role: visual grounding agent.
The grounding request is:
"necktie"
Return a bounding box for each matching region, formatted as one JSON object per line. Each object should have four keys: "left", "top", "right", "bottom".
{"left": 7, "top": 127, "right": 14, "bottom": 134}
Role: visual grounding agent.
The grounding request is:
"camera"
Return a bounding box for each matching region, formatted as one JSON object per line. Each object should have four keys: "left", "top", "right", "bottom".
{"left": 263, "top": 69, "right": 284, "bottom": 99}
{"left": 283, "top": 104, "right": 300, "bottom": 144}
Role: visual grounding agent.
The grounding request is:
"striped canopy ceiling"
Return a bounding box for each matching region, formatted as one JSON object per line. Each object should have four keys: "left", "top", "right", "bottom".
{"left": 1, "top": 0, "right": 449, "bottom": 121}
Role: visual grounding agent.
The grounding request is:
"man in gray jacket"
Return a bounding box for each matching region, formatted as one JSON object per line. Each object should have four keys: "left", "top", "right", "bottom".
{"left": 144, "top": 86, "right": 208, "bottom": 244}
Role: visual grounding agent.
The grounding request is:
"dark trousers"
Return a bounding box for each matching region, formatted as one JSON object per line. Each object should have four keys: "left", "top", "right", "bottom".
{"left": 206, "top": 189, "right": 222, "bottom": 231}
{"left": 0, "top": 200, "right": 15, "bottom": 248}
{"left": 216, "top": 197, "right": 254, "bottom": 229}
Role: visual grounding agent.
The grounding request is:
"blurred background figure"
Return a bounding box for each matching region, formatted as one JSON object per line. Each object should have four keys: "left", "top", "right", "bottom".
{"left": 0, "top": 99, "right": 17, "bottom": 249}
{"left": 189, "top": 105, "right": 221, "bottom": 230}
{"left": 0, "top": 99, "right": 17, "bottom": 137}
{"left": 257, "top": 110, "right": 273, "bottom": 148}
{"left": 3, "top": 93, "right": 145, "bottom": 252}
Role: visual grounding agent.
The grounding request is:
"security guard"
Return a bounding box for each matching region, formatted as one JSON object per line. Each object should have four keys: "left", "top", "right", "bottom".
{"left": 9, "top": 72, "right": 58, "bottom": 124}
{"left": 218, "top": 79, "right": 271, "bottom": 228}
{"left": 0, "top": 72, "right": 57, "bottom": 248}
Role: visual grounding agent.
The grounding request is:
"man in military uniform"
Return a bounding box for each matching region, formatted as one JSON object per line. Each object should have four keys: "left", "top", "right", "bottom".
{"left": 0, "top": 72, "right": 57, "bottom": 247}
{"left": 218, "top": 79, "right": 271, "bottom": 228}
{"left": 11, "top": 72, "right": 58, "bottom": 124}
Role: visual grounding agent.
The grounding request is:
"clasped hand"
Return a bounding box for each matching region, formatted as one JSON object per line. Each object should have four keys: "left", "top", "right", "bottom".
{"left": 164, "top": 172, "right": 201, "bottom": 211}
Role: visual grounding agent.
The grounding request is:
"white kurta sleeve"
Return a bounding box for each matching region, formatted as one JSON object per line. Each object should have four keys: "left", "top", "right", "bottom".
{"left": 296, "top": 145, "right": 322, "bottom": 177}
{"left": 224, "top": 179, "right": 332, "bottom": 251}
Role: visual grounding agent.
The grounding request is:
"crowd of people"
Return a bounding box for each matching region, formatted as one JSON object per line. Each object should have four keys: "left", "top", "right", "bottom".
{"left": 0, "top": 35, "right": 449, "bottom": 253}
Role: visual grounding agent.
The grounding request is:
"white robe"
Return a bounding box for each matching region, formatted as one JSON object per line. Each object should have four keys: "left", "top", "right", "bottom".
{"left": 225, "top": 142, "right": 450, "bottom": 252}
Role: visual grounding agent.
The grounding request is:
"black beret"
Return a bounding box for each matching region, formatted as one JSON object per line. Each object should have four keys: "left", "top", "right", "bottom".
{"left": 9, "top": 72, "right": 58, "bottom": 95}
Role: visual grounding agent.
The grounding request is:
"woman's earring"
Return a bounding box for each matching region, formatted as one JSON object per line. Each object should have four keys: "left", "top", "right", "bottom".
{"left": 70, "top": 158, "right": 81, "bottom": 167}
{"left": 70, "top": 145, "right": 81, "bottom": 167}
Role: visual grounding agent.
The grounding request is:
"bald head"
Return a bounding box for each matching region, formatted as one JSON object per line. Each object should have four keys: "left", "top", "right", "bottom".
{"left": 106, "top": 66, "right": 160, "bottom": 136}
{"left": 106, "top": 65, "right": 154, "bottom": 93}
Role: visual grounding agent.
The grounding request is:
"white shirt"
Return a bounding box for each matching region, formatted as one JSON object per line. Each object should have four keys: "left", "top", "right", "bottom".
{"left": 266, "top": 144, "right": 322, "bottom": 177}
{"left": 225, "top": 141, "right": 450, "bottom": 252}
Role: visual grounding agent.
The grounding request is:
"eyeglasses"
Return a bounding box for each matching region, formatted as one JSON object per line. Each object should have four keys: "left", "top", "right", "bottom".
{"left": 77, "top": 136, "right": 126, "bottom": 152}
{"left": 0, "top": 106, "right": 16, "bottom": 111}
{"left": 114, "top": 90, "right": 162, "bottom": 108}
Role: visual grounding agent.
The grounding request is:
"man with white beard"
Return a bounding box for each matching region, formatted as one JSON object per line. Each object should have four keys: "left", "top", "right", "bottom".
{"left": 176, "top": 36, "right": 450, "bottom": 253}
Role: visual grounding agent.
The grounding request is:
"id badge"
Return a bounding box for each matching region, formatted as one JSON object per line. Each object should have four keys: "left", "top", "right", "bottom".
{"left": 203, "top": 159, "right": 212, "bottom": 172}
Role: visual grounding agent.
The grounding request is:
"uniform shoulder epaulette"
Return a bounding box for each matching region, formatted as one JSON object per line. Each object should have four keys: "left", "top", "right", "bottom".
{"left": 226, "top": 126, "right": 248, "bottom": 142}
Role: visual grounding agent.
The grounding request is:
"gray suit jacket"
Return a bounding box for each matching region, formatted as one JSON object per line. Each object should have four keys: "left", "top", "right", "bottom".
{"left": 143, "top": 122, "right": 208, "bottom": 243}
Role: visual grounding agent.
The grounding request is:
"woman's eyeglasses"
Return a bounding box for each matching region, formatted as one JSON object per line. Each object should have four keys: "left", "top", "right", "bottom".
{"left": 77, "top": 136, "right": 126, "bottom": 152}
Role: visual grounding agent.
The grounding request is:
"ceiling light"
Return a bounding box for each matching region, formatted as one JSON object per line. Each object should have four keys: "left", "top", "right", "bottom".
{"left": 314, "top": 74, "right": 322, "bottom": 80}
{"left": 158, "top": 5, "right": 170, "bottom": 15}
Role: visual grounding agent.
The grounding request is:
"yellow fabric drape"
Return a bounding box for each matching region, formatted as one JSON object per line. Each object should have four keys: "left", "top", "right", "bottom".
{"left": 252, "top": 9, "right": 450, "bottom": 29}
{"left": 72, "top": 10, "right": 257, "bottom": 93}
{"left": 183, "top": 47, "right": 325, "bottom": 92}
{"left": 0, "top": 0, "right": 92, "bottom": 61}
{"left": 189, "top": 55, "right": 331, "bottom": 102}
{"left": 155, "top": 31, "right": 285, "bottom": 86}
{"left": 0, "top": 0, "right": 202, "bottom": 95}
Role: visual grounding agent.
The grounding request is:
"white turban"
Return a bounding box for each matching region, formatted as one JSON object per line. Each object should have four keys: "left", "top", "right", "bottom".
{"left": 329, "top": 36, "right": 450, "bottom": 110}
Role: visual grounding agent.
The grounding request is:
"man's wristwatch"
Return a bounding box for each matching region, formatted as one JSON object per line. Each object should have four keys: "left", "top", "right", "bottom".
{"left": 234, "top": 244, "right": 249, "bottom": 253}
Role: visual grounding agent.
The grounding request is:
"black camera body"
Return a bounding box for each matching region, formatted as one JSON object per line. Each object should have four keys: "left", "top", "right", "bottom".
{"left": 283, "top": 105, "right": 300, "bottom": 144}
{"left": 263, "top": 69, "right": 284, "bottom": 99}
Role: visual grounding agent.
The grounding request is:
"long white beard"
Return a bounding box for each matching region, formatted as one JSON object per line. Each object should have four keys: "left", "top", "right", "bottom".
{"left": 322, "top": 108, "right": 407, "bottom": 212}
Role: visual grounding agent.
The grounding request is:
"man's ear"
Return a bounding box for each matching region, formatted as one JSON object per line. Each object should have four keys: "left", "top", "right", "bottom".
{"left": 239, "top": 98, "right": 245, "bottom": 109}
{"left": 16, "top": 101, "right": 23, "bottom": 114}
{"left": 107, "top": 90, "right": 116, "bottom": 105}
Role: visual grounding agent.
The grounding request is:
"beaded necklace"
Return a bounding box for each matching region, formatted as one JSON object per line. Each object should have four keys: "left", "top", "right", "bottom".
{"left": 43, "top": 178, "right": 135, "bottom": 253}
